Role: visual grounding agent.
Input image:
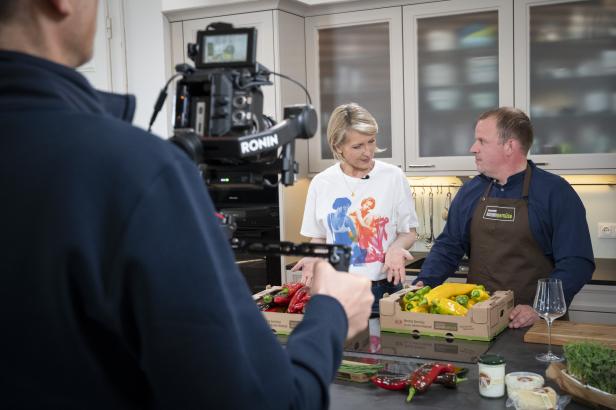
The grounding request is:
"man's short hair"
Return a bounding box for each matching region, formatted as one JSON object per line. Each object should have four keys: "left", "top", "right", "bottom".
{"left": 0, "top": 0, "right": 18, "bottom": 22}
{"left": 478, "top": 107, "right": 534, "bottom": 154}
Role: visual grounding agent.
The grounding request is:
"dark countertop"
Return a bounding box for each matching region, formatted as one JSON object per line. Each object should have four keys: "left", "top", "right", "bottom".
{"left": 329, "top": 323, "right": 588, "bottom": 409}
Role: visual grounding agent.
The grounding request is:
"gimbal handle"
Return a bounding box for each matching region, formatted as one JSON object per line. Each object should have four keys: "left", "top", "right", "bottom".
{"left": 230, "top": 239, "right": 351, "bottom": 272}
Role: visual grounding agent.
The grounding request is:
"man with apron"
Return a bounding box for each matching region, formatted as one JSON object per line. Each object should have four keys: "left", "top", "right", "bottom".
{"left": 414, "top": 107, "right": 594, "bottom": 328}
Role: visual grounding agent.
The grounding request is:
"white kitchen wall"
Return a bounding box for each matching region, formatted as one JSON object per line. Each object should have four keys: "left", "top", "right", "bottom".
{"left": 123, "top": 0, "right": 170, "bottom": 137}
{"left": 409, "top": 181, "right": 616, "bottom": 259}
{"left": 576, "top": 186, "right": 616, "bottom": 259}
{"left": 161, "top": 0, "right": 356, "bottom": 13}
{"left": 162, "top": 0, "right": 251, "bottom": 12}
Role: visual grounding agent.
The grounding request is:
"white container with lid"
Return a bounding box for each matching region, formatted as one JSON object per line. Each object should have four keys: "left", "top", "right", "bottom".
{"left": 478, "top": 354, "right": 506, "bottom": 398}
{"left": 506, "top": 372, "right": 545, "bottom": 399}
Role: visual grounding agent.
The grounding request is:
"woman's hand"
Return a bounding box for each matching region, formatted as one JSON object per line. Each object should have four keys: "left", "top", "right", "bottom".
{"left": 382, "top": 247, "right": 413, "bottom": 286}
{"left": 291, "top": 257, "right": 322, "bottom": 287}
{"left": 291, "top": 237, "right": 326, "bottom": 286}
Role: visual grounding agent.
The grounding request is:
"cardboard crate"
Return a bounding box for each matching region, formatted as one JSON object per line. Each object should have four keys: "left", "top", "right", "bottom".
{"left": 253, "top": 286, "right": 373, "bottom": 345}
{"left": 253, "top": 286, "right": 304, "bottom": 335}
{"left": 379, "top": 288, "right": 514, "bottom": 341}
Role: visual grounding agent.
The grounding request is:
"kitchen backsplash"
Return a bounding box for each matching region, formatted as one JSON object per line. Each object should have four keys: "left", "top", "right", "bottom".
{"left": 282, "top": 175, "right": 616, "bottom": 260}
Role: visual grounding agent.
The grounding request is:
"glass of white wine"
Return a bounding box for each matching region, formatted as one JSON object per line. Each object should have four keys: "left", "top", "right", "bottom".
{"left": 532, "top": 278, "right": 567, "bottom": 362}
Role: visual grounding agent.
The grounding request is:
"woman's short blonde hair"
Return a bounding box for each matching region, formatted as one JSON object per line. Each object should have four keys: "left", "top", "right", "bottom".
{"left": 327, "top": 103, "right": 383, "bottom": 160}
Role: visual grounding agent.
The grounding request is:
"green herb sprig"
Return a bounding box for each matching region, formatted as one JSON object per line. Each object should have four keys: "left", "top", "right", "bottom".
{"left": 338, "top": 360, "right": 384, "bottom": 375}
{"left": 563, "top": 341, "right": 616, "bottom": 394}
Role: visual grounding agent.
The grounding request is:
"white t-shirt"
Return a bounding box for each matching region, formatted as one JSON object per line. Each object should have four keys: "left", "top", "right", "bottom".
{"left": 300, "top": 160, "right": 418, "bottom": 281}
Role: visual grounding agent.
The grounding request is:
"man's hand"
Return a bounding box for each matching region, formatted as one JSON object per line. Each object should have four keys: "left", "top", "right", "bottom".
{"left": 291, "top": 257, "right": 322, "bottom": 287}
{"left": 311, "top": 260, "right": 373, "bottom": 340}
{"left": 383, "top": 247, "right": 413, "bottom": 286}
{"left": 508, "top": 304, "right": 539, "bottom": 328}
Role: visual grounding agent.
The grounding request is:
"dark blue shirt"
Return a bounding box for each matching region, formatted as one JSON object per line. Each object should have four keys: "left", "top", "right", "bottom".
{"left": 415, "top": 161, "right": 595, "bottom": 306}
{"left": 0, "top": 50, "right": 347, "bottom": 409}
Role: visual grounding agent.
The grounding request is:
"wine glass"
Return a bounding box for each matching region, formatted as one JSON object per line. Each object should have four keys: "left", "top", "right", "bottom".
{"left": 532, "top": 278, "right": 567, "bottom": 362}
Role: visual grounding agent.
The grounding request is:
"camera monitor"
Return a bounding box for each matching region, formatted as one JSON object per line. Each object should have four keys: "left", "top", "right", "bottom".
{"left": 196, "top": 27, "right": 257, "bottom": 69}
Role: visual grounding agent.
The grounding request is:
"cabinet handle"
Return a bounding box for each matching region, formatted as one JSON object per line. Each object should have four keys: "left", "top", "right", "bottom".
{"left": 534, "top": 162, "right": 549, "bottom": 166}
{"left": 407, "top": 164, "right": 436, "bottom": 168}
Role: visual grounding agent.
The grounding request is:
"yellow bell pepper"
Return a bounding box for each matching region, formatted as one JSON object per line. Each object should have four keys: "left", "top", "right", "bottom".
{"left": 467, "top": 299, "right": 477, "bottom": 308}
{"left": 424, "top": 283, "right": 477, "bottom": 304}
{"left": 432, "top": 298, "right": 468, "bottom": 316}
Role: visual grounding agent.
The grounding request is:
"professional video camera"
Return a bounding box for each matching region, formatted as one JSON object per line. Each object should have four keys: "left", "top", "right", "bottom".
{"left": 163, "top": 22, "right": 318, "bottom": 188}
{"left": 149, "top": 22, "right": 350, "bottom": 271}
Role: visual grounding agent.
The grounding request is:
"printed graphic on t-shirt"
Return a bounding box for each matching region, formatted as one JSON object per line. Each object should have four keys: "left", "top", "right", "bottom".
{"left": 483, "top": 205, "right": 516, "bottom": 222}
{"left": 327, "top": 196, "right": 390, "bottom": 266}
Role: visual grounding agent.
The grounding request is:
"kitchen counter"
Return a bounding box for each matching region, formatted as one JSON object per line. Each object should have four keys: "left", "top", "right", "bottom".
{"left": 329, "top": 323, "right": 588, "bottom": 409}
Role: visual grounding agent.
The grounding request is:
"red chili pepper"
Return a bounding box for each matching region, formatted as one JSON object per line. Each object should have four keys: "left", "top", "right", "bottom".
{"left": 297, "top": 296, "right": 310, "bottom": 313}
{"left": 435, "top": 372, "right": 458, "bottom": 388}
{"left": 287, "top": 286, "right": 308, "bottom": 313}
{"left": 370, "top": 374, "right": 410, "bottom": 391}
{"left": 273, "top": 283, "right": 304, "bottom": 306}
{"left": 406, "top": 363, "right": 455, "bottom": 402}
{"left": 284, "top": 283, "right": 304, "bottom": 298}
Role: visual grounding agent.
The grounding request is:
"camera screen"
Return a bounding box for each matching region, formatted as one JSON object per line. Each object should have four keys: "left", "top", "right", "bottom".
{"left": 202, "top": 33, "right": 249, "bottom": 65}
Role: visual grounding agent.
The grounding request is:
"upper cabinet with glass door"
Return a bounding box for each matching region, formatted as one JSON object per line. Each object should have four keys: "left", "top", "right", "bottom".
{"left": 515, "top": 0, "right": 616, "bottom": 171}
{"left": 305, "top": 8, "right": 404, "bottom": 173}
{"left": 182, "top": 11, "right": 278, "bottom": 121}
{"left": 403, "top": 0, "right": 514, "bottom": 173}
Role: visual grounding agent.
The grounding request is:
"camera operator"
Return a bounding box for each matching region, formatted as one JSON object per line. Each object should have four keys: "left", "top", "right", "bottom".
{"left": 0, "top": 1, "right": 373, "bottom": 409}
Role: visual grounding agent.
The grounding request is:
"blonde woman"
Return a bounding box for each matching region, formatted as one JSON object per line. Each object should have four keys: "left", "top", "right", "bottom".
{"left": 293, "top": 103, "right": 418, "bottom": 314}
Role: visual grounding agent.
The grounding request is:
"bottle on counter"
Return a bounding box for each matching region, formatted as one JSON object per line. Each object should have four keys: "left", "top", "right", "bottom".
{"left": 478, "top": 354, "right": 506, "bottom": 398}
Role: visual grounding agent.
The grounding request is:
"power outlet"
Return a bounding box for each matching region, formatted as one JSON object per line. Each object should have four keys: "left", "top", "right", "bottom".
{"left": 597, "top": 222, "right": 616, "bottom": 239}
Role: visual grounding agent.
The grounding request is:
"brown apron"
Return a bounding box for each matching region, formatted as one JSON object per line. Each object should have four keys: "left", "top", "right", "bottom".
{"left": 468, "top": 165, "right": 554, "bottom": 306}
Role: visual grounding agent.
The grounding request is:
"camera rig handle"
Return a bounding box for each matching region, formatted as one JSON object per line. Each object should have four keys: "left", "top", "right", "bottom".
{"left": 198, "top": 104, "right": 317, "bottom": 159}
{"left": 171, "top": 104, "right": 317, "bottom": 187}
{"left": 230, "top": 239, "right": 351, "bottom": 272}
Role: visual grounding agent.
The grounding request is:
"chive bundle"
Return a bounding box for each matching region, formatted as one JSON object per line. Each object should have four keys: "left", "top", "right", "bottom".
{"left": 338, "top": 360, "right": 384, "bottom": 375}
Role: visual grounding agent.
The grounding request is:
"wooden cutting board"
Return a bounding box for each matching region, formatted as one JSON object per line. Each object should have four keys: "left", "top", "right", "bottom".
{"left": 524, "top": 321, "right": 616, "bottom": 348}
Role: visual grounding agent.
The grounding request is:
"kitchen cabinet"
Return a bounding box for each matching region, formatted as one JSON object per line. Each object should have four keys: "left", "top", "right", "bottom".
{"left": 304, "top": 0, "right": 614, "bottom": 174}
{"left": 403, "top": 0, "right": 514, "bottom": 173}
{"left": 514, "top": 0, "right": 616, "bottom": 171}
{"left": 305, "top": 8, "right": 405, "bottom": 173}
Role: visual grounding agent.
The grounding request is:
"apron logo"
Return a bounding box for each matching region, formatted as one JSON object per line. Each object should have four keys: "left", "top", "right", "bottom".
{"left": 483, "top": 205, "right": 516, "bottom": 222}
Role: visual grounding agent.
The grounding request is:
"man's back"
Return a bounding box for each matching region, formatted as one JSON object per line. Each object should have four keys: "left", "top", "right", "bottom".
{"left": 0, "top": 50, "right": 352, "bottom": 410}
{"left": 0, "top": 50, "right": 195, "bottom": 407}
